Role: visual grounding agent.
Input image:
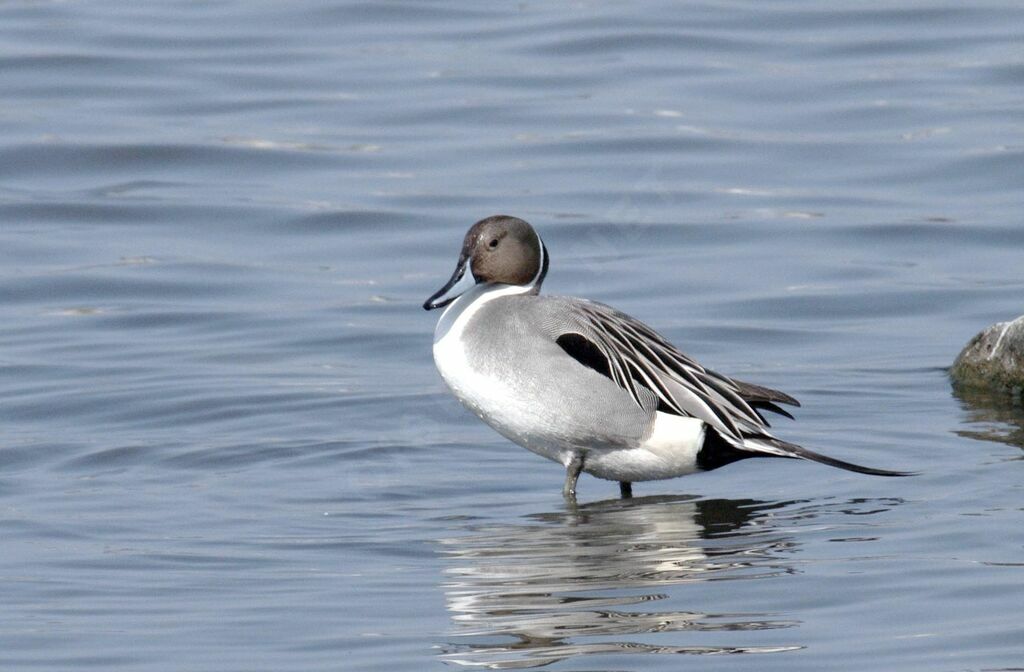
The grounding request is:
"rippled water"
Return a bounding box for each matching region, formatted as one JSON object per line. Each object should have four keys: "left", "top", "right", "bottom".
{"left": 1, "top": 1, "right": 1022, "bottom": 670}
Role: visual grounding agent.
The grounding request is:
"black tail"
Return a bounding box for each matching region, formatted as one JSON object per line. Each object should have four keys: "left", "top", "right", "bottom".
{"left": 782, "top": 442, "right": 915, "bottom": 477}
{"left": 751, "top": 436, "right": 916, "bottom": 477}
{"left": 698, "top": 428, "right": 916, "bottom": 477}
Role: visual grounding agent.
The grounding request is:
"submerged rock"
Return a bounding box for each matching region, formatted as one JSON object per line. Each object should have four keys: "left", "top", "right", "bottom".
{"left": 951, "top": 315, "right": 1024, "bottom": 395}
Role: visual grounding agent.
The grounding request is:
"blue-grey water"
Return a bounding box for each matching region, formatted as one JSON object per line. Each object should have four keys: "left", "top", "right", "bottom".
{"left": 1, "top": 1, "right": 1022, "bottom": 670}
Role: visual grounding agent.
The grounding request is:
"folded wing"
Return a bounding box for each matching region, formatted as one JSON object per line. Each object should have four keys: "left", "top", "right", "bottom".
{"left": 556, "top": 299, "right": 798, "bottom": 448}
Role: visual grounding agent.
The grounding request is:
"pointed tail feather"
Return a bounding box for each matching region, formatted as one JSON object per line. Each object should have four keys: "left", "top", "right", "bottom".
{"left": 743, "top": 438, "right": 916, "bottom": 477}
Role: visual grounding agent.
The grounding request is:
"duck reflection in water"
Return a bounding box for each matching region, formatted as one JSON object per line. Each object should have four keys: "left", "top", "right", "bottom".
{"left": 437, "top": 494, "right": 904, "bottom": 668}
{"left": 437, "top": 495, "right": 804, "bottom": 668}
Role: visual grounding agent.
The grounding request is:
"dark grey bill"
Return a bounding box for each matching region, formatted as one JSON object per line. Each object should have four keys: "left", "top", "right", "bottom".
{"left": 423, "top": 255, "right": 473, "bottom": 310}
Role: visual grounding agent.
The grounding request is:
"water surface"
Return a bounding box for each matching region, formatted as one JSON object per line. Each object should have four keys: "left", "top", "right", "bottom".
{"left": 1, "top": 1, "right": 1022, "bottom": 670}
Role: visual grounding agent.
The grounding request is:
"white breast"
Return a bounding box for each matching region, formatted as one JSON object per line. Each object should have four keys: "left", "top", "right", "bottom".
{"left": 432, "top": 284, "right": 572, "bottom": 463}
{"left": 432, "top": 285, "right": 514, "bottom": 419}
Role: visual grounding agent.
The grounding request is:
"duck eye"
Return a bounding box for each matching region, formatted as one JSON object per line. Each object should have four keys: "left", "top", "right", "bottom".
{"left": 488, "top": 238, "right": 499, "bottom": 249}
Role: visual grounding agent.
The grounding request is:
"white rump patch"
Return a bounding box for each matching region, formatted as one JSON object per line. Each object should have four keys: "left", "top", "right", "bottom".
{"left": 584, "top": 413, "right": 707, "bottom": 482}
{"left": 643, "top": 412, "right": 706, "bottom": 456}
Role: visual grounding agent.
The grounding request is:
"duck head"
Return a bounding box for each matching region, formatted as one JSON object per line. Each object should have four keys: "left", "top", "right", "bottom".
{"left": 423, "top": 215, "right": 548, "bottom": 310}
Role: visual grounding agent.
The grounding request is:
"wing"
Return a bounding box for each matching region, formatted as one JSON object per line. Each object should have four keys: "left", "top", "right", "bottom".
{"left": 555, "top": 299, "right": 798, "bottom": 445}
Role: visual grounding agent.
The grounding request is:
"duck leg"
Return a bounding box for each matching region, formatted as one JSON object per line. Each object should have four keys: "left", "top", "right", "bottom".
{"left": 563, "top": 453, "right": 584, "bottom": 499}
{"left": 619, "top": 481, "right": 633, "bottom": 499}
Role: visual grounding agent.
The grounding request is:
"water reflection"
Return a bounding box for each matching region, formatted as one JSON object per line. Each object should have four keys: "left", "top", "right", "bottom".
{"left": 437, "top": 495, "right": 805, "bottom": 668}
{"left": 952, "top": 386, "right": 1024, "bottom": 452}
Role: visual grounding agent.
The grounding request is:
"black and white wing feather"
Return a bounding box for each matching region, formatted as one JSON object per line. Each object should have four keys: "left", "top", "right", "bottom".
{"left": 559, "top": 299, "right": 794, "bottom": 447}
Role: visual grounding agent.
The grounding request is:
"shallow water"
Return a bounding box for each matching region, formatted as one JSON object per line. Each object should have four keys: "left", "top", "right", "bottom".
{"left": 1, "top": 1, "right": 1023, "bottom": 670}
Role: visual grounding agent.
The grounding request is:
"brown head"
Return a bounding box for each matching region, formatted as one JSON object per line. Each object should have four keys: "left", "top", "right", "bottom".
{"left": 423, "top": 215, "right": 548, "bottom": 310}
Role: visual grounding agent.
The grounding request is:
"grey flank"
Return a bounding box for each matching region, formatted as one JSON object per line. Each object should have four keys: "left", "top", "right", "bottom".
{"left": 459, "top": 294, "right": 657, "bottom": 451}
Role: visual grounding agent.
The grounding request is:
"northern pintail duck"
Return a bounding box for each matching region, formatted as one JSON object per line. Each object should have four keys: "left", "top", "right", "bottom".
{"left": 424, "top": 216, "right": 909, "bottom": 499}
